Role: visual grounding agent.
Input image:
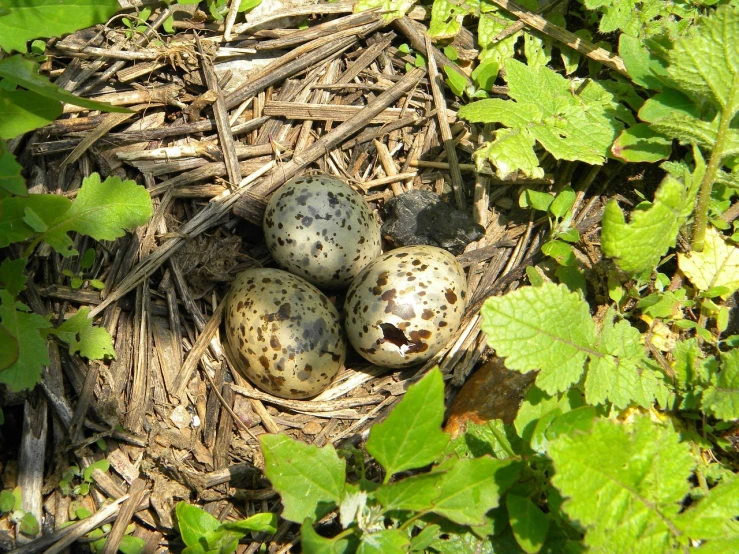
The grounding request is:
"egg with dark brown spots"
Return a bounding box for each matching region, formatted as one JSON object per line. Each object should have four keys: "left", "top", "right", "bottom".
{"left": 225, "top": 268, "right": 346, "bottom": 399}
{"left": 263, "top": 174, "right": 382, "bottom": 288}
{"left": 343, "top": 245, "right": 467, "bottom": 368}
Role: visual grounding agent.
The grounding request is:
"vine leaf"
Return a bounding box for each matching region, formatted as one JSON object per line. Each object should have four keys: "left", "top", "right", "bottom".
{"left": 42, "top": 173, "right": 153, "bottom": 256}
{"left": 678, "top": 227, "right": 739, "bottom": 298}
{"left": 480, "top": 283, "right": 597, "bottom": 395}
{"left": 549, "top": 416, "right": 694, "bottom": 553}
{"left": 601, "top": 174, "right": 689, "bottom": 274}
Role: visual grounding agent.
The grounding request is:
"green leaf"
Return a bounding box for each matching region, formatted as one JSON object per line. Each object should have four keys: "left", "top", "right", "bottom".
{"left": 429, "top": 0, "right": 472, "bottom": 38}
{"left": 82, "top": 459, "right": 109, "bottom": 482}
{"left": 471, "top": 60, "right": 499, "bottom": 91}
{"left": 0, "top": 0, "right": 120, "bottom": 53}
{"left": 0, "top": 289, "right": 51, "bottom": 391}
{"left": 0, "top": 56, "right": 131, "bottom": 113}
{"left": 585, "top": 310, "right": 662, "bottom": 409}
{"left": 666, "top": 5, "right": 739, "bottom": 115}
{"left": 601, "top": 174, "right": 689, "bottom": 274}
{"left": 0, "top": 141, "right": 25, "bottom": 195}
{"left": 519, "top": 189, "right": 553, "bottom": 212}
{"left": 618, "top": 34, "right": 667, "bottom": 90}
{"left": 0, "top": 489, "right": 14, "bottom": 513}
{"left": 0, "top": 89, "right": 61, "bottom": 139}
{"left": 431, "top": 458, "right": 521, "bottom": 526}
{"left": 357, "top": 529, "right": 409, "bottom": 554}
{"left": 366, "top": 368, "right": 450, "bottom": 480}
{"left": 678, "top": 227, "right": 739, "bottom": 298}
{"left": 549, "top": 186, "right": 576, "bottom": 219}
{"left": 261, "top": 434, "right": 345, "bottom": 522}
{"left": 541, "top": 240, "right": 576, "bottom": 267}
{"left": 301, "top": 519, "right": 356, "bottom": 554}
{"left": 677, "top": 474, "right": 739, "bottom": 541}
{"left": 374, "top": 472, "right": 444, "bottom": 512}
{"left": 118, "top": 535, "right": 146, "bottom": 554}
{"left": 515, "top": 386, "right": 585, "bottom": 442}
{"left": 0, "top": 193, "right": 72, "bottom": 247}
{"left": 50, "top": 307, "right": 115, "bottom": 360}
{"left": 611, "top": 124, "right": 672, "bottom": 163}
{"left": 41, "top": 173, "right": 153, "bottom": 256}
{"left": 444, "top": 66, "right": 467, "bottom": 98}
{"left": 549, "top": 416, "right": 694, "bottom": 553}
{"left": 80, "top": 247, "right": 95, "bottom": 270}
{"left": 701, "top": 349, "right": 739, "bottom": 421}
{"left": 638, "top": 89, "right": 699, "bottom": 123}
{"left": 176, "top": 502, "right": 220, "bottom": 549}
{"left": 19, "top": 512, "right": 39, "bottom": 536}
{"left": 506, "top": 494, "right": 550, "bottom": 554}
{"left": 459, "top": 60, "right": 624, "bottom": 179}
{"left": 220, "top": 513, "right": 278, "bottom": 535}
{"left": 0, "top": 257, "right": 27, "bottom": 295}
{"left": 0, "top": 324, "right": 18, "bottom": 372}
{"left": 481, "top": 283, "right": 597, "bottom": 394}
{"left": 23, "top": 207, "right": 48, "bottom": 232}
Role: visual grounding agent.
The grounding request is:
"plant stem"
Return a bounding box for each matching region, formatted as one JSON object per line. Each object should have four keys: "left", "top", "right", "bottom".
{"left": 691, "top": 102, "right": 735, "bottom": 251}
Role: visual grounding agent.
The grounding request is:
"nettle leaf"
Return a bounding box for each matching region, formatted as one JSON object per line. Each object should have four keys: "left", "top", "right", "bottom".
{"left": 677, "top": 474, "right": 739, "bottom": 542}
{"left": 515, "top": 387, "right": 586, "bottom": 443}
{"left": 0, "top": 290, "right": 51, "bottom": 391}
{"left": 430, "top": 458, "right": 521, "bottom": 526}
{"left": 678, "top": 227, "right": 739, "bottom": 298}
{"left": 481, "top": 283, "right": 597, "bottom": 395}
{"left": 357, "top": 529, "right": 409, "bottom": 554}
{"left": 429, "top": 0, "right": 475, "bottom": 38}
{"left": 0, "top": 141, "right": 25, "bottom": 195}
{"left": 650, "top": 112, "right": 739, "bottom": 158}
{"left": 666, "top": 5, "right": 739, "bottom": 116}
{"left": 701, "top": 349, "right": 739, "bottom": 421}
{"left": 585, "top": 310, "right": 665, "bottom": 409}
{"left": 601, "top": 174, "right": 689, "bottom": 274}
{"left": 0, "top": 0, "right": 120, "bottom": 53}
{"left": 549, "top": 416, "right": 694, "bottom": 553}
{"left": 0, "top": 258, "right": 27, "bottom": 296}
{"left": 41, "top": 173, "right": 153, "bottom": 256}
{"left": 0, "top": 56, "right": 130, "bottom": 113}
{"left": 49, "top": 307, "right": 115, "bottom": 360}
{"left": 261, "top": 433, "right": 345, "bottom": 522}
{"left": 459, "top": 60, "right": 624, "bottom": 179}
{"left": 0, "top": 89, "right": 61, "bottom": 140}
{"left": 352, "top": 0, "right": 416, "bottom": 20}
{"left": 366, "top": 367, "right": 450, "bottom": 480}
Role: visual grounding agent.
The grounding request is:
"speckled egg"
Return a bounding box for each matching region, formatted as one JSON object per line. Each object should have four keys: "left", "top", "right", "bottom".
{"left": 263, "top": 174, "right": 382, "bottom": 288}
{"left": 343, "top": 245, "right": 467, "bottom": 368}
{"left": 225, "top": 268, "right": 346, "bottom": 399}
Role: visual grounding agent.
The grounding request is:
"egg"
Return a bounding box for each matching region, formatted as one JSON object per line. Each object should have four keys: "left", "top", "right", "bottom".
{"left": 225, "top": 268, "right": 346, "bottom": 399}
{"left": 263, "top": 174, "right": 382, "bottom": 288}
{"left": 343, "top": 245, "right": 467, "bottom": 368}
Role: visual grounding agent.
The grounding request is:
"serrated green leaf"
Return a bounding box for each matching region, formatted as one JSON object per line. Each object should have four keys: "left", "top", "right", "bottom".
{"left": 41, "top": 173, "right": 153, "bottom": 256}
{"left": 601, "top": 174, "right": 688, "bottom": 274}
{"left": 549, "top": 416, "right": 694, "bottom": 554}
{"left": 301, "top": 519, "right": 356, "bottom": 554}
{"left": 366, "top": 368, "right": 450, "bottom": 480}
{"left": 176, "top": 502, "right": 220, "bottom": 549}
{"left": 0, "top": 324, "right": 19, "bottom": 372}
{"left": 444, "top": 419, "right": 522, "bottom": 460}
{"left": 431, "top": 458, "right": 521, "bottom": 526}
{"left": 429, "top": 0, "right": 470, "bottom": 38}
{"left": 375, "top": 472, "right": 444, "bottom": 512}
{"left": 585, "top": 311, "right": 663, "bottom": 409}
{"left": 507, "top": 494, "right": 549, "bottom": 554}
{"left": 545, "top": 406, "right": 596, "bottom": 442}
{"left": 0, "top": 141, "right": 25, "bottom": 195}
{"left": 651, "top": 112, "right": 739, "bottom": 160}
{"left": 677, "top": 474, "right": 739, "bottom": 541}
{"left": 0, "top": 257, "right": 27, "bottom": 295}
{"left": 460, "top": 60, "right": 623, "bottom": 179}
{"left": 481, "top": 283, "right": 597, "bottom": 394}
{"left": 261, "top": 434, "right": 345, "bottom": 522}
{"left": 0, "top": 0, "right": 120, "bottom": 53}
{"left": 667, "top": 5, "right": 739, "bottom": 115}
{"left": 679, "top": 227, "right": 739, "bottom": 297}
{"left": 701, "top": 349, "right": 739, "bottom": 421}
{"left": 0, "top": 194, "right": 72, "bottom": 247}
{"left": 0, "top": 56, "right": 130, "bottom": 113}
{"left": 220, "top": 512, "right": 278, "bottom": 534}
{"left": 357, "top": 529, "right": 409, "bottom": 554}
{"left": 474, "top": 128, "right": 542, "bottom": 179}
{"left": 50, "top": 307, "right": 115, "bottom": 360}
{"left": 0, "top": 289, "right": 51, "bottom": 391}
{"left": 611, "top": 123, "right": 672, "bottom": 163}
{"left": 0, "top": 89, "right": 61, "bottom": 139}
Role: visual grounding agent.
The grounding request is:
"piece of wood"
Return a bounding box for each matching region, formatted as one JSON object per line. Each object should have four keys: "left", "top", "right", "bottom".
{"left": 101, "top": 479, "right": 148, "bottom": 554}
{"left": 263, "top": 101, "right": 415, "bottom": 123}
{"left": 16, "top": 394, "right": 47, "bottom": 543}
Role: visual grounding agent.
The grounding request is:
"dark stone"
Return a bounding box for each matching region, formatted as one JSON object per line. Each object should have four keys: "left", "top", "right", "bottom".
{"left": 381, "top": 190, "right": 485, "bottom": 255}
